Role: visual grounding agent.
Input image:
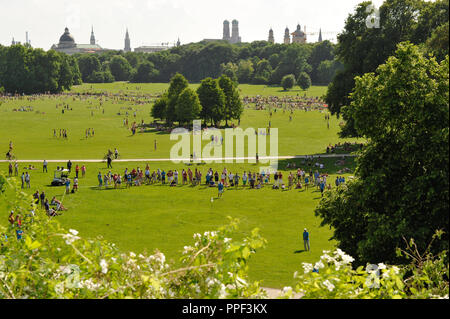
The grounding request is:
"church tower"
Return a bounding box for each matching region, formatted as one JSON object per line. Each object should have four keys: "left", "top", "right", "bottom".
{"left": 231, "top": 20, "right": 241, "bottom": 44}
{"left": 284, "top": 27, "right": 290, "bottom": 45}
{"left": 318, "top": 28, "right": 323, "bottom": 42}
{"left": 124, "top": 28, "right": 131, "bottom": 52}
{"left": 90, "top": 26, "right": 96, "bottom": 45}
{"left": 268, "top": 28, "right": 274, "bottom": 44}
{"left": 223, "top": 20, "right": 231, "bottom": 42}
{"left": 177, "top": 38, "right": 181, "bottom": 47}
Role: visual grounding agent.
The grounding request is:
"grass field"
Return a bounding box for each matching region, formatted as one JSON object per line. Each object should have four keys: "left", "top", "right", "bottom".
{"left": 70, "top": 82, "right": 328, "bottom": 98}
{"left": 0, "top": 83, "right": 361, "bottom": 288}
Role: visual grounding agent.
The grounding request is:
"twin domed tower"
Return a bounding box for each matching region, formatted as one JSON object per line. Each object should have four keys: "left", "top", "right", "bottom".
{"left": 223, "top": 20, "right": 241, "bottom": 44}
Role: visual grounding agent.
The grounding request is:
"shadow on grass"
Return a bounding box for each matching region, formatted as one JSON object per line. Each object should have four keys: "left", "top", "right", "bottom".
{"left": 294, "top": 250, "right": 307, "bottom": 254}
{"left": 278, "top": 155, "right": 357, "bottom": 175}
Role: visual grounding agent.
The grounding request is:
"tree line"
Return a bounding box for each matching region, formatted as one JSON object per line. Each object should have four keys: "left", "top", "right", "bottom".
{"left": 72, "top": 40, "right": 341, "bottom": 86}
{"left": 151, "top": 73, "right": 243, "bottom": 128}
{"left": 0, "top": 44, "right": 81, "bottom": 94}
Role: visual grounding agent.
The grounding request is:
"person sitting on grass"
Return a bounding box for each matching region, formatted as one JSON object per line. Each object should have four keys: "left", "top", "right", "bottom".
{"left": 51, "top": 197, "right": 67, "bottom": 211}
{"left": 296, "top": 179, "right": 303, "bottom": 189}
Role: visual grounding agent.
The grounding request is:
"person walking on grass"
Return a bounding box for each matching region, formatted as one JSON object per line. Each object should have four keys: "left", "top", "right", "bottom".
{"left": 303, "top": 228, "right": 310, "bottom": 251}
{"left": 43, "top": 160, "right": 48, "bottom": 173}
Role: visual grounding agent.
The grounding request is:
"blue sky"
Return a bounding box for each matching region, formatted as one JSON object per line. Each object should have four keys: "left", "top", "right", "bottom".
{"left": 0, "top": 0, "right": 384, "bottom": 50}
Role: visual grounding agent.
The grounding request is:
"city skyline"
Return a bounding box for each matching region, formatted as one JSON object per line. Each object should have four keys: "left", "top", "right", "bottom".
{"left": 1, "top": 0, "right": 384, "bottom": 50}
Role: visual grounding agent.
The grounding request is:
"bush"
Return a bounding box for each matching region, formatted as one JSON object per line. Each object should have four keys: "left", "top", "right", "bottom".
{"left": 297, "top": 72, "right": 311, "bottom": 90}
{"left": 281, "top": 74, "right": 296, "bottom": 91}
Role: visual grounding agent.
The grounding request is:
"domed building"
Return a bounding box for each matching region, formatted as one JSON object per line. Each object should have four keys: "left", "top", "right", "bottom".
{"left": 51, "top": 27, "right": 107, "bottom": 55}
{"left": 291, "top": 24, "right": 307, "bottom": 43}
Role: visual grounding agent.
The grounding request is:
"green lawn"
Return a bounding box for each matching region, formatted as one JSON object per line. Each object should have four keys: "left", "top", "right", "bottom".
{"left": 70, "top": 82, "right": 328, "bottom": 98}
{"left": 0, "top": 83, "right": 360, "bottom": 288}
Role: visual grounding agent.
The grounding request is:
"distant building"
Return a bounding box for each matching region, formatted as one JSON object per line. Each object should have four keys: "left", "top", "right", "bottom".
{"left": 134, "top": 45, "right": 169, "bottom": 53}
{"left": 203, "top": 19, "right": 242, "bottom": 44}
{"left": 284, "top": 27, "right": 290, "bottom": 44}
{"left": 124, "top": 28, "right": 131, "bottom": 52}
{"left": 230, "top": 20, "right": 241, "bottom": 44}
{"left": 318, "top": 28, "right": 323, "bottom": 42}
{"left": 268, "top": 28, "right": 274, "bottom": 44}
{"left": 291, "top": 24, "right": 307, "bottom": 43}
{"left": 51, "top": 27, "right": 107, "bottom": 55}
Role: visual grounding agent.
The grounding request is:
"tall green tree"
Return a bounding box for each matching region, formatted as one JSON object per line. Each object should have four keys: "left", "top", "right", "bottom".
{"left": 176, "top": 88, "right": 202, "bottom": 126}
{"left": 297, "top": 72, "right": 311, "bottom": 91}
{"left": 236, "top": 60, "right": 254, "bottom": 83}
{"left": 76, "top": 54, "right": 101, "bottom": 82}
{"left": 131, "top": 61, "right": 159, "bottom": 83}
{"left": 151, "top": 93, "right": 168, "bottom": 122}
{"left": 316, "top": 43, "right": 449, "bottom": 265}
{"left": 109, "top": 55, "right": 132, "bottom": 81}
{"left": 281, "top": 74, "right": 296, "bottom": 91}
{"left": 166, "top": 73, "right": 189, "bottom": 125}
{"left": 326, "top": 0, "right": 449, "bottom": 125}
{"left": 197, "top": 77, "right": 226, "bottom": 127}
{"left": 218, "top": 75, "right": 243, "bottom": 126}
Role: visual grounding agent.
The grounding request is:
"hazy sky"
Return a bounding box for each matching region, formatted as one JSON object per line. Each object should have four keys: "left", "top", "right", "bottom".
{"left": 0, "top": 0, "right": 384, "bottom": 50}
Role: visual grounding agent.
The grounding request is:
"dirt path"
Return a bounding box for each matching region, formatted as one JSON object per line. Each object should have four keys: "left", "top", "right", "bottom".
{"left": 0, "top": 154, "right": 355, "bottom": 163}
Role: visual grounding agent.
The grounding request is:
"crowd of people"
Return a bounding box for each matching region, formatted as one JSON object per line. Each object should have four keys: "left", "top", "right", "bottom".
{"left": 243, "top": 95, "right": 327, "bottom": 111}
{"left": 94, "top": 163, "right": 347, "bottom": 198}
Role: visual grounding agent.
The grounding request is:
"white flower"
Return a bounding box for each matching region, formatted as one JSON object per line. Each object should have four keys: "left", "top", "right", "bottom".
{"left": 129, "top": 252, "right": 136, "bottom": 258}
{"left": 100, "top": 259, "right": 108, "bottom": 274}
{"left": 111, "top": 257, "right": 117, "bottom": 263}
{"left": 323, "top": 280, "right": 335, "bottom": 292}
{"left": 63, "top": 233, "right": 80, "bottom": 245}
{"left": 223, "top": 237, "right": 231, "bottom": 243}
{"left": 293, "top": 271, "right": 298, "bottom": 278}
{"left": 302, "top": 262, "right": 313, "bottom": 274}
{"left": 341, "top": 254, "right": 355, "bottom": 264}
{"left": 69, "top": 229, "right": 79, "bottom": 236}
{"left": 377, "top": 263, "right": 387, "bottom": 270}
{"left": 391, "top": 266, "right": 400, "bottom": 275}
{"left": 320, "top": 253, "right": 335, "bottom": 263}
{"left": 314, "top": 261, "right": 325, "bottom": 269}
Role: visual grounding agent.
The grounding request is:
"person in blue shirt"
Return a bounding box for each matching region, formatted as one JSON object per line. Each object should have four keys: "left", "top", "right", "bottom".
{"left": 65, "top": 179, "right": 71, "bottom": 194}
{"left": 335, "top": 176, "right": 340, "bottom": 187}
{"left": 16, "top": 228, "right": 23, "bottom": 240}
{"left": 218, "top": 181, "right": 224, "bottom": 198}
{"left": 320, "top": 181, "right": 325, "bottom": 197}
{"left": 303, "top": 228, "right": 310, "bottom": 251}
{"left": 161, "top": 170, "right": 166, "bottom": 184}
{"left": 98, "top": 172, "right": 103, "bottom": 188}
